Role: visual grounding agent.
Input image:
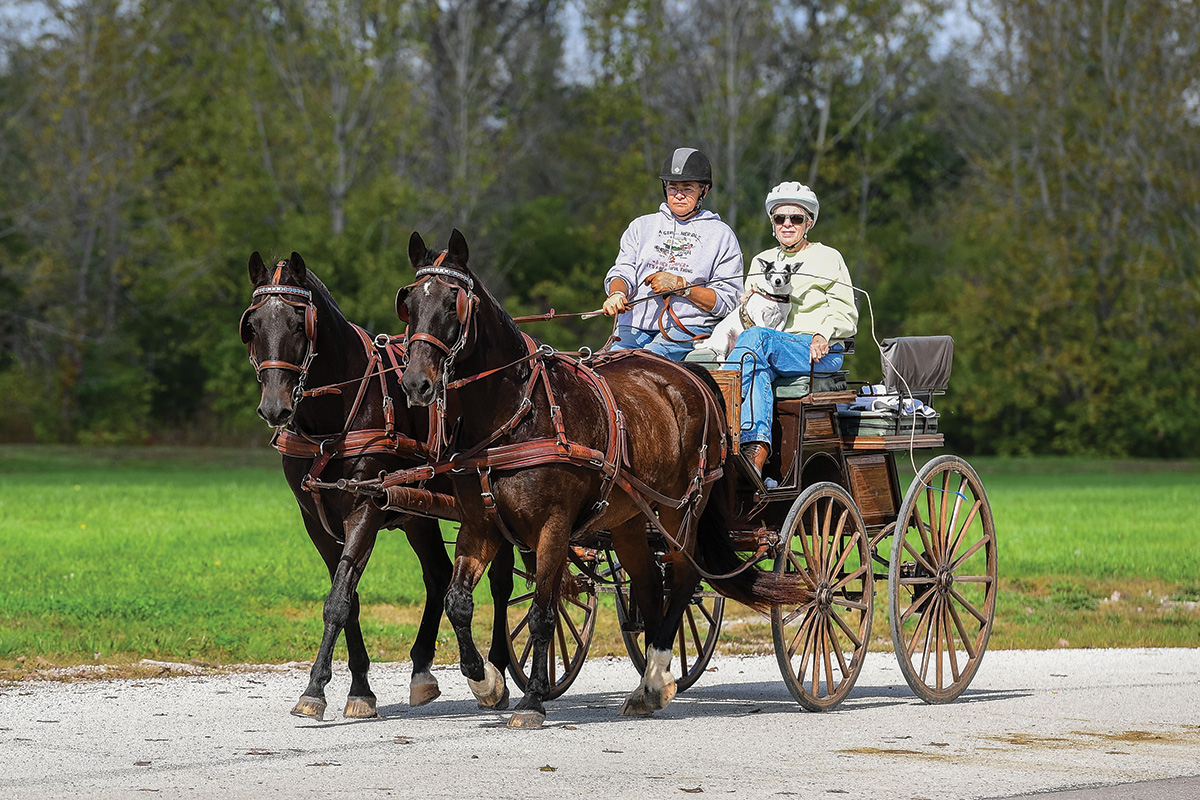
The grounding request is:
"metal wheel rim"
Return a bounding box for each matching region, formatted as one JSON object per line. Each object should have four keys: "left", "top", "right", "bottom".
{"left": 771, "top": 482, "right": 873, "bottom": 712}
{"left": 504, "top": 557, "right": 599, "bottom": 700}
{"left": 611, "top": 558, "right": 724, "bottom": 693}
{"left": 888, "top": 455, "right": 997, "bottom": 703}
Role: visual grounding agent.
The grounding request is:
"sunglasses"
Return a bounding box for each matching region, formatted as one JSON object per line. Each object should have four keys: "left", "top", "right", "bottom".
{"left": 773, "top": 213, "right": 809, "bottom": 226}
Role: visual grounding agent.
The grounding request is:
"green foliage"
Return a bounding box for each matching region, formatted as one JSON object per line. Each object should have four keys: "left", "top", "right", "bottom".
{"left": 0, "top": 0, "right": 1195, "bottom": 455}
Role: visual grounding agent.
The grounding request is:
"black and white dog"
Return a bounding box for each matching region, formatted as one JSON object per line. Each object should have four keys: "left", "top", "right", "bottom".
{"left": 707, "top": 257, "right": 796, "bottom": 359}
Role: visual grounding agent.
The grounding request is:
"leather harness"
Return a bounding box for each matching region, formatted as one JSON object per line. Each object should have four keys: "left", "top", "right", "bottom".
{"left": 241, "top": 266, "right": 439, "bottom": 541}
{"left": 385, "top": 265, "right": 730, "bottom": 573}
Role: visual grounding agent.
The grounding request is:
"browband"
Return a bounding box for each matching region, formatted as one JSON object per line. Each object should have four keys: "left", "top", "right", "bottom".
{"left": 253, "top": 284, "right": 313, "bottom": 300}
{"left": 415, "top": 266, "right": 473, "bottom": 289}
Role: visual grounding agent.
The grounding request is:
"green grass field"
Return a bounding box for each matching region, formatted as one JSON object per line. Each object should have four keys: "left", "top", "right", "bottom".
{"left": 1, "top": 445, "right": 1198, "bottom": 678}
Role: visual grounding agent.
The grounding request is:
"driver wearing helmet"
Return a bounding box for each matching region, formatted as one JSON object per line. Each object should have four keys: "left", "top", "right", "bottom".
{"left": 730, "top": 181, "right": 858, "bottom": 480}
{"left": 601, "top": 147, "right": 743, "bottom": 360}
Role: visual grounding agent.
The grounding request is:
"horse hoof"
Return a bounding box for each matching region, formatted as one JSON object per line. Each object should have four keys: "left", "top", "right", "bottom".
{"left": 343, "top": 695, "right": 379, "bottom": 719}
{"left": 617, "top": 694, "right": 654, "bottom": 717}
{"left": 291, "top": 695, "right": 327, "bottom": 720}
{"left": 507, "top": 710, "right": 546, "bottom": 729}
{"left": 467, "top": 662, "right": 508, "bottom": 710}
{"left": 409, "top": 678, "right": 441, "bottom": 707}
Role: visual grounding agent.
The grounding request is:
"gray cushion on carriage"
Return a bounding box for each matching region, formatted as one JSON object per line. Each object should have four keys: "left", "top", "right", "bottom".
{"left": 880, "top": 335, "right": 954, "bottom": 394}
{"left": 684, "top": 346, "right": 722, "bottom": 363}
{"left": 837, "top": 407, "right": 940, "bottom": 436}
{"left": 774, "top": 373, "right": 846, "bottom": 398}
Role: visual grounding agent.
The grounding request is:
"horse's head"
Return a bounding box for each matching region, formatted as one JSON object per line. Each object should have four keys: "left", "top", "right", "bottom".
{"left": 240, "top": 251, "right": 318, "bottom": 426}
{"left": 397, "top": 229, "right": 477, "bottom": 408}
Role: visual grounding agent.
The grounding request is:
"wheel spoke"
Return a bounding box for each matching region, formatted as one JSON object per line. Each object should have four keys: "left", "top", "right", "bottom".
{"left": 950, "top": 535, "right": 991, "bottom": 572}
{"left": 685, "top": 606, "right": 704, "bottom": 659}
{"left": 562, "top": 592, "right": 592, "bottom": 612}
{"left": 949, "top": 585, "right": 989, "bottom": 625}
{"left": 820, "top": 500, "right": 834, "bottom": 570}
{"left": 917, "top": 594, "right": 939, "bottom": 682}
{"left": 902, "top": 537, "right": 937, "bottom": 574}
{"left": 828, "top": 526, "right": 857, "bottom": 582}
{"left": 948, "top": 498, "right": 982, "bottom": 561}
{"left": 935, "top": 594, "right": 946, "bottom": 690}
{"left": 832, "top": 563, "right": 869, "bottom": 595}
{"left": 907, "top": 591, "right": 936, "bottom": 660}
{"left": 900, "top": 579, "right": 937, "bottom": 625}
{"left": 829, "top": 603, "right": 864, "bottom": 650}
{"left": 788, "top": 549, "right": 819, "bottom": 590}
{"left": 938, "top": 470, "right": 951, "bottom": 559}
{"left": 511, "top": 610, "right": 531, "bottom": 639}
{"left": 826, "top": 507, "right": 850, "bottom": 579}
{"left": 677, "top": 618, "right": 689, "bottom": 676}
{"left": 518, "top": 626, "right": 534, "bottom": 667}
{"left": 782, "top": 601, "right": 814, "bottom": 627}
{"left": 509, "top": 589, "right": 535, "bottom": 605}
{"left": 826, "top": 614, "right": 852, "bottom": 680}
{"left": 948, "top": 594, "right": 979, "bottom": 659}
{"left": 820, "top": 616, "right": 835, "bottom": 697}
{"left": 558, "top": 601, "right": 585, "bottom": 646}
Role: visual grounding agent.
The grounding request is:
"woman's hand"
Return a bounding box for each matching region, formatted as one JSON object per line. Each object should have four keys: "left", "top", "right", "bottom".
{"left": 645, "top": 271, "right": 688, "bottom": 295}
{"left": 810, "top": 333, "right": 830, "bottom": 362}
{"left": 602, "top": 291, "right": 629, "bottom": 316}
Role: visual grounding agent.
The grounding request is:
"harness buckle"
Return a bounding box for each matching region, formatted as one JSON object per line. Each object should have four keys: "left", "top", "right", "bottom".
{"left": 319, "top": 437, "right": 338, "bottom": 456}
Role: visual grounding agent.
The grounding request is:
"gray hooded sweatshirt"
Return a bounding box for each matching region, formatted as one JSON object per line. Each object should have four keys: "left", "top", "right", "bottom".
{"left": 604, "top": 204, "right": 743, "bottom": 333}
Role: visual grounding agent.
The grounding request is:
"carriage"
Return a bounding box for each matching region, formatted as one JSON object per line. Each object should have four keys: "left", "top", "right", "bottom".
{"left": 500, "top": 334, "right": 997, "bottom": 711}
{"left": 241, "top": 235, "right": 996, "bottom": 724}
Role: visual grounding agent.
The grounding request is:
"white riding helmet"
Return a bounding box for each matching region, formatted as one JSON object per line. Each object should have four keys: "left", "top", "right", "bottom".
{"left": 765, "top": 181, "right": 819, "bottom": 226}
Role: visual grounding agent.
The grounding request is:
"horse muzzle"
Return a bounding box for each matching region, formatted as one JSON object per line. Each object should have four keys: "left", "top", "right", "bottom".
{"left": 401, "top": 368, "right": 437, "bottom": 408}
{"left": 256, "top": 377, "right": 296, "bottom": 426}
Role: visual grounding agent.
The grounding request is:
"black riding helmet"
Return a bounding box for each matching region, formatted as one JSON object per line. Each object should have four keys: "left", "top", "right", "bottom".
{"left": 659, "top": 147, "right": 712, "bottom": 204}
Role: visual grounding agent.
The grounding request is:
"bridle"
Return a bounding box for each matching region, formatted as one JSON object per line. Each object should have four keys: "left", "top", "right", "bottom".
{"left": 240, "top": 262, "right": 319, "bottom": 404}
{"left": 395, "top": 255, "right": 478, "bottom": 392}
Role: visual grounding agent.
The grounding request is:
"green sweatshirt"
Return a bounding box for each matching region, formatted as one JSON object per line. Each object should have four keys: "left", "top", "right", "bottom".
{"left": 746, "top": 242, "right": 858, "bottom": 345}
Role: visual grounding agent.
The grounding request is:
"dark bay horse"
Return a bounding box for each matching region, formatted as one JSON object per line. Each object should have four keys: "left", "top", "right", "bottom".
{"left": 240, "top": 251, "right": 514, "bottom": 720}
{"left": 397, "top": 230, "right": 810, "bottom": 727}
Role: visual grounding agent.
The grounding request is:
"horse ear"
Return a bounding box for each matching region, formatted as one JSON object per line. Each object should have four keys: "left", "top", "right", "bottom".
{"left": 248, "top": 251, "right": 268, "bottom": 285}
{"left": 408, "top": 231, "right": 427, "bottom": 269}
{"left": 289, "top": 251, "right": 307, "bottom": 282}
{"left": 447, "top": 228, "right": 469, "bottom": 267}
{"left": 395, "top": 286, "right": 411, "bottom": 322}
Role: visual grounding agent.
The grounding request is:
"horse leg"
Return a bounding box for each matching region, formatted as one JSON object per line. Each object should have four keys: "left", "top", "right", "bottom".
{"left": 292, "top": 504, "right": 380, "bottom": 721}
{"left": 619, "top": 508, "right": 696, "bottom": 717}
{"left": 507, "top": 533, "right": 569, "bottom": 729}
{"left": 445, "top": 530, "right": 509, "bottom": 711}
{"left": 485, "top": 544, "right": 516, "bottom": 680}
{"left": 404, "top": 517, "right": 452, "bottom": 707}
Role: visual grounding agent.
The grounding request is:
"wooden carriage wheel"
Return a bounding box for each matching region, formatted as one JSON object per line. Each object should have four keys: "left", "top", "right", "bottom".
{"left": 888, "top": 455, "right": 997, "bottom": 703}
{"left": 611, "top": 556, "right": 724, "bottom": 693}
{"left": 504, "top": 549, "right": 600, "bottom": 700}
{"left": 771, "top": 482, "right": 873, "bottom": 711}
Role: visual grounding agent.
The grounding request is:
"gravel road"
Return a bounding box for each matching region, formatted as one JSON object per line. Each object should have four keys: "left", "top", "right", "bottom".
{"left": 3, "top": 648, "right": 1199, "bottom": 799}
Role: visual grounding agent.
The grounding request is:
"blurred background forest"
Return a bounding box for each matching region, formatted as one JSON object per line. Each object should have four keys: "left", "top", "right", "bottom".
{"left": 0, "top": 0, "right": 1196, "bottom": 456}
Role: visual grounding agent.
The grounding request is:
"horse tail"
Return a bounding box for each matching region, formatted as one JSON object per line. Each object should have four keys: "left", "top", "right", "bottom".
{"left": 693, "top": 473, "right": 812, "bottom": 612}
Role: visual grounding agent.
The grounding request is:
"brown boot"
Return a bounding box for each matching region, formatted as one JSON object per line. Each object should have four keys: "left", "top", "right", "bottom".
{"left": 743, "top": 441, "right": 770, "bottom": 476}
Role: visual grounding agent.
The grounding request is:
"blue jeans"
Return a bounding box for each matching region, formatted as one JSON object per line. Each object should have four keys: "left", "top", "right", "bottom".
{"left": 729, "top": 327, "right": 844, "bottom": 446}
{"left": 608, "top": 324, "right": 713, "bottom": 362}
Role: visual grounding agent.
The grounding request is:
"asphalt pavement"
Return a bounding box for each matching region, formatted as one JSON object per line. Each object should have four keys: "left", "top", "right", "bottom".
{"left": 3, "top": 648, "right": 1199, "bottom": 799}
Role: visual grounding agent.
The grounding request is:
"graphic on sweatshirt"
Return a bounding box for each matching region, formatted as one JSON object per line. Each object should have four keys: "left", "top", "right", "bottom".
{"left": 654, "top": 234, "right": 695, "bottom": 261}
